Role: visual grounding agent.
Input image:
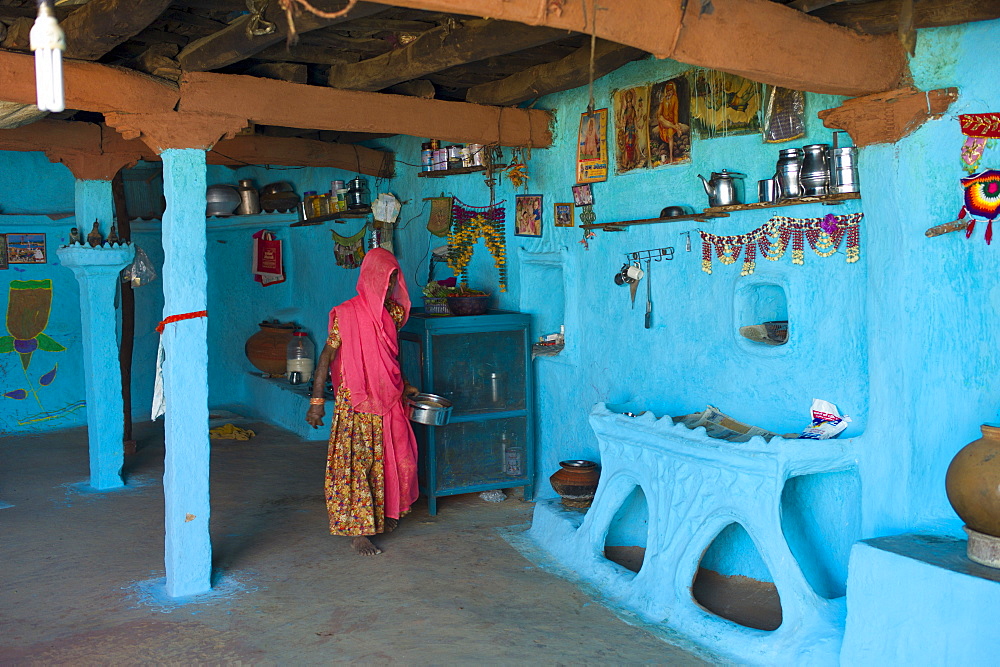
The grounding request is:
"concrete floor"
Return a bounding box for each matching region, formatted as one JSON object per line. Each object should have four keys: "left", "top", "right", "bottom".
{"left": 0, "top": 417, "right": 708, "bottom": 664}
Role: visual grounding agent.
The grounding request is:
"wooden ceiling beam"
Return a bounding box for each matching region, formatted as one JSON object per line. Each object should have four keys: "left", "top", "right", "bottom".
{"left": 327, "top": 18, "right": 569, "bottom": 91}
{"left": 177, "top": 1, "right": 383, "bottom": 72}
{"left": 178, "top": 72, "right": 552, "bottom": 147}
{"left": 465, "top": 39, "right": 645, "bottom": 106}
{"left": 60, "top": 0, "right": 175, "bottom": 60}
{"left": 0, "top": 50, "right": 179, "bottom": 113}
{"left": 366, "top": 0, "right": 907, "bottom": 95}
{"left": 814, "top": 0, "right": 1000, "bottom": 34}
{"left": 0, "top": 120, "right": 394, "bottom": 179}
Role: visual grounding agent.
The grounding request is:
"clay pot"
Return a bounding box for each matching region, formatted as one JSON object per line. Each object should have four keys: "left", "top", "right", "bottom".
{"left": 946, "top": 424, "right": 1000, "bottom": 538}
{"left": 549, "top": 460, "right": 601, "bottom": 509}
{"left": 245, "top": 321, "right": 296, "bottom": 376}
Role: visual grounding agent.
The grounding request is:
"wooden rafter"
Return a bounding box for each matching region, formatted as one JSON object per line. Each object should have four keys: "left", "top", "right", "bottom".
{"left": 365, "top": 0, "right": 907, "bottom": 95}
{"left": 177, "top": 1, "right": 382, "bottom": 72}
{"left": 177, "top": 72, "right": 553, "bottom": 147}
{"left": 61, "top": 0, "right": 175, "bottom": 60}
{"left": 326, "top": 18, "right": 570, "bottom": 91}
{"left": 814, "top": 0, "right": 1000, "bottom": 34}
{"left": 465, "top": 39, "right": 646, "bottom": 106}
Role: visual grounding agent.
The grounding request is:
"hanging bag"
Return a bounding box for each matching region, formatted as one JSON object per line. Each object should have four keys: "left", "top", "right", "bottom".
{"left": 252, "top": 229, "right": 285, "bottom": 286}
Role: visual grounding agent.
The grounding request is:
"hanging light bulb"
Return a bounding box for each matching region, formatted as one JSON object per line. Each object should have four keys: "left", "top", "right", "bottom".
{"left": 30, "top": 0, "right": 66, "bottom": 113}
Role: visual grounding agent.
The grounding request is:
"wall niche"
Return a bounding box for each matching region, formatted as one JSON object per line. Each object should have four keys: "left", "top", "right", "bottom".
{"left": 735, "top": 279, "right": 789, "bottom": 348}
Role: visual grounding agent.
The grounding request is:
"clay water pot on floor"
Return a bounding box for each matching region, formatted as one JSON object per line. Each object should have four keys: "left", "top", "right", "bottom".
{"left": 550, "top": 460, "right": 601, "bottom": 509}
{"left": 245, "top": 320, "right": 296, "bottom": 376}
{"left": 946, "top": 424, "right": 1000, "bottom": 567}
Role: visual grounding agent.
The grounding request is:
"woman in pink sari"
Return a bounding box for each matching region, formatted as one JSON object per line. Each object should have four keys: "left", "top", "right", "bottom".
{"left": 306, "top": 248, "right": 419, "bottom": 555}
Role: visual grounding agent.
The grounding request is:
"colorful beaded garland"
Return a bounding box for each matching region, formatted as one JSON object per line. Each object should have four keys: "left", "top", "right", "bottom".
{"left": 447, "top": 199, "right": 507, "bottom": 292}
{"left": 699, "top": 212, "right": 862, "bottom": 276}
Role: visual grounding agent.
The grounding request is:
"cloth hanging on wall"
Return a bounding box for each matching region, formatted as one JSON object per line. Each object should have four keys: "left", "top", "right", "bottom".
{"left": 699, "top": 213, "right": 862, "bottom": 276}
{"left": 426, "top": 196, "right": 453, "bottom": 237}
{"left": 332, "top": 225, "right": 368, "bottom": 269}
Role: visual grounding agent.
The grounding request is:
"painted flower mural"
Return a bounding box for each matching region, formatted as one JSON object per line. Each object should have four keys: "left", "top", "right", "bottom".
{"left": 1, "top": 279, "right": 79, "bottom": 425}
{"left": 1, "top": 279, "right": 65, "bottom": 369}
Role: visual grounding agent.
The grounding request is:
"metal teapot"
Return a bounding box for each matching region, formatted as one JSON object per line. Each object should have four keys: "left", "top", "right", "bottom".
{"left": 698, "top": 170, "right": 746, "bottom": 207}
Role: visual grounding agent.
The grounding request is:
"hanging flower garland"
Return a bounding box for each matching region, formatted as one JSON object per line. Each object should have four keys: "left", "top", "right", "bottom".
{"left": 700, "top": 212, "right": 862, "bottom": 276}
{"left": 448, "top": 198, "right": 507, "bottom": 292}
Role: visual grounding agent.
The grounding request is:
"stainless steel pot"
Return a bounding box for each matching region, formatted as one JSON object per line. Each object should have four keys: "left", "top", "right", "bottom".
{"left": 405, "top": 393, "right": 453, "bottom": 425}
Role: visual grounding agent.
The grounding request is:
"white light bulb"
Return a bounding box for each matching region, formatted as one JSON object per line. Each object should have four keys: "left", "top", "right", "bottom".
{"left": 30, "top": 1, "right": 65, "bottom": 113}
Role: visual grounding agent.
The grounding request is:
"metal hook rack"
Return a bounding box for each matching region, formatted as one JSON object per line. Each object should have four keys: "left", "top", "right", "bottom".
{"left": 625, "top": 246, "right": 674, "bottom": 263}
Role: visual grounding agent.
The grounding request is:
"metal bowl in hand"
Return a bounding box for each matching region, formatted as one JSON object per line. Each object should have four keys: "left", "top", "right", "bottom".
{"left": 405, "top": 393, "right": 454, "bottom": 425}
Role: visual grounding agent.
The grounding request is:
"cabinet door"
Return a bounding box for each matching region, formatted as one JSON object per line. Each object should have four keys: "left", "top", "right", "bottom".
{"left": 429, "top": 330, "right": 526, "bottom": 415}
{"left": 432, "top": 416, "right": 529, "bottom": 491}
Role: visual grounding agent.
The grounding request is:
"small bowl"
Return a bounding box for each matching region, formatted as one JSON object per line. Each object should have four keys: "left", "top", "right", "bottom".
{"left": 659, "top": 206, "right": 691, "bottom": 218}
{"left": 405, "top": 393, "right": 454, "bottom": 425}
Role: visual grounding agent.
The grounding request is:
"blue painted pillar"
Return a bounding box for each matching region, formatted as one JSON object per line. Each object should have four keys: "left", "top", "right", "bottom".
{"left": 56, "top": 178, "right": 132, "bottom": 490}
{"left": 160, "top": 148, "right": 212, "bottom": 597}
{"left": 57, "top": 239, "right": 134, "bottom": 490}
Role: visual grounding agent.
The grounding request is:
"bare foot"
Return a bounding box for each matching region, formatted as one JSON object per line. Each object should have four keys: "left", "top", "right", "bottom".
{"left": 351, "top": 536, "right": 382, "bottom": 556}
{"left": 384, "top": 517, "right": 398, "bottom": 533}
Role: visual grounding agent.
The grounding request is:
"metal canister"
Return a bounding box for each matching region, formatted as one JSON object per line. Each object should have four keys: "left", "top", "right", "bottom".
{"left": 460, "top": 145, "right": 472, "bottom": 168}
{"left": 468, "top": 143, "right": 484, "bottom": 166}
{"left": 800, "top": 144, "right": 831, "bottom": 197}
{"left": 420, "top": 143, "right": 433, "bottom": 172}
{"left": 828, "top": 146, "right": 859, "bottom": 194}
{"left": 447, "top": 145, "right": 462, "bottom": 169}
{"left": 434, "top": 148, "right": 448, "bottom": 171}
{"left": 775, "top": 148, "right": 803, "bottom": 200}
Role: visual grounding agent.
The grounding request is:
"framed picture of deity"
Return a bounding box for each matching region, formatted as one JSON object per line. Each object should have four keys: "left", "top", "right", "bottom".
{"left": 576, "top": 108, "right": 608, "bottom": 184}
{"left": 648, "top": 76, "right": 692, "bottom": 167}
{"left": 553, "top": 203, "right": 575, "bottom": 228}
{"left": 612, "top": 85, "right": 650, "bottom": 173}
{"left": 514, "top": 194, "right": 543, "bottom": 237}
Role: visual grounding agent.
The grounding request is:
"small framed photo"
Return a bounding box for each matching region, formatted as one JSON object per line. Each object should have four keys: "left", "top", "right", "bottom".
{"left": 572, "top": 183, "right": 594, "bottom": 207}
{"left": 0, "top": 234, "right": 7, "bottom": 270}
{"left": 553, "top": 203, "right": 575, "bottom": 227}
{"left": 515, "top": 194, "right": 543, "bottom": 237}
{"left": 6, "top": 232, "right": 46, "bottom": 264}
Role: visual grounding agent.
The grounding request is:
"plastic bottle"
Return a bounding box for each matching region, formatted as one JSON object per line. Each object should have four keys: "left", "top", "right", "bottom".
{"left": 286, "top": 331, "right": 315, "bottom": 384}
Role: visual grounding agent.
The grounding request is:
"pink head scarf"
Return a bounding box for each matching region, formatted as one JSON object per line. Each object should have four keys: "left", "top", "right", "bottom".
{"left": 329, "top": 248, "right": 411, "bottom": 415}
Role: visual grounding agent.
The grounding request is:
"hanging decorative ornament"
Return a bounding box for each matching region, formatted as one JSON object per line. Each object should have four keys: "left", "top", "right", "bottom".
{"left": 958, "top": 170, "right": 1000, "bottom": 245}
{"left": 961, "top": 137, "right": 989, "bottom": 174}
{"left": 699, "top": 213, "right": 862, "bottom": 275}
{"left": 447, "top": 198, "right": 507, "bottom": 291}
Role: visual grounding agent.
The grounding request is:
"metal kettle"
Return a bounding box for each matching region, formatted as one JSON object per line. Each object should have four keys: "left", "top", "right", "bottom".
{"left": 698, "top": 170, "right": 746, "bottom": 207}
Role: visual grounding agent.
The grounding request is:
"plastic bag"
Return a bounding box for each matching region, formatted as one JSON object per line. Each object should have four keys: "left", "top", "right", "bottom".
{"left": 122, "top": 245, "right": 157, "bottom": 287}
{"left": 798, "top": 399, "right": 851, "bottom": 439}
{"left": 372, "top": 192, "right": 401, "bottom": 224}
{"left": 479, "top": 489, "right": 507, "bottom": 503}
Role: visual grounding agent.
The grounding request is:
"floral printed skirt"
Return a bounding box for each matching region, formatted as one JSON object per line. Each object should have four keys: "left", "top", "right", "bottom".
{"left": 324, "top": 386, "right": 387, "bottom": 536}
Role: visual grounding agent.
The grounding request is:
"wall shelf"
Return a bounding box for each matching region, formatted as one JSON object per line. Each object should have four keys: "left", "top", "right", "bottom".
{"left": 704, "top": 192, "right": 860, "bottom": 214}
{"left": 417, "top": 166, "right": 486, "bottom": 178}
{"left": 582, "top": 192, "right": 862, "bottom": 231}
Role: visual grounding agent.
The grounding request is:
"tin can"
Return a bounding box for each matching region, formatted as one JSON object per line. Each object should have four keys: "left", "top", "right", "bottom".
{"left": 468, "top": 143, "right": 484, "bottom": 166}
{"left": 447, "top": 145, "right": 462, "bottom": 170}
{"left": 434, "top": 148, "right": 448, "bottom": 171}
{"left": 420, "top": 143, "right": 433, "bottom": 172}
{"left": 429, "top": 138, "right": 440, "bottom": 150}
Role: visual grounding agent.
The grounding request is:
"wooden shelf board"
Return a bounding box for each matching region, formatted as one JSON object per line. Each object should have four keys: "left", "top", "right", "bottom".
{"left": 417, "top": 166, "right": 486, "bottom": 178}
{"left": 580, "top": 211, "right": 728, "bottom": 231}
{"left": 704, "top": 192, "right": 860, "bottom": 214}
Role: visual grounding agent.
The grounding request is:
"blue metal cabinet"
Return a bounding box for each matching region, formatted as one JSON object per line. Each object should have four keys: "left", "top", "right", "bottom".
{"left": 401, "top": 310, "right": 535, "bottom": 515}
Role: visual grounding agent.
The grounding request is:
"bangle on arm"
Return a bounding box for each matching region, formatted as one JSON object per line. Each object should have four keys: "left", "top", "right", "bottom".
{"left": 310, "top": 397, "right": 325, "bottom": 405}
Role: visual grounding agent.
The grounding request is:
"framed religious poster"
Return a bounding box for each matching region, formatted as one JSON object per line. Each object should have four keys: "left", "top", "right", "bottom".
{"left": 6, "top": 232, "right": 46, "bottom": 264}
{"left": 553, "top": 202, "right": 574, "bottom": 227}
{"left": 648, "top": 76, "right": 691, "bottom": 167}
{"left": 576, "top": 108, "right": 608, "bottom": 183}
{"left": 572, "top": 183, "right": 594, "bottom": 207}
{"left": 514, "top": 194, "right": 543, "bottom": 237}
{"left": 612, "top": 86, "right": 650, "bottom": 173}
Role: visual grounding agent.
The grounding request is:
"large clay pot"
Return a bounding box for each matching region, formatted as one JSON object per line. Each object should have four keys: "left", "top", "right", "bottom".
{"left": 946, "top": 424, "right": 1000, "bottom": 537}
{"left": 549, "top": 460, "right": 601, "bottom": 509}
{"left": 245, "top": 321, "right": 296, "bottom": 376}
